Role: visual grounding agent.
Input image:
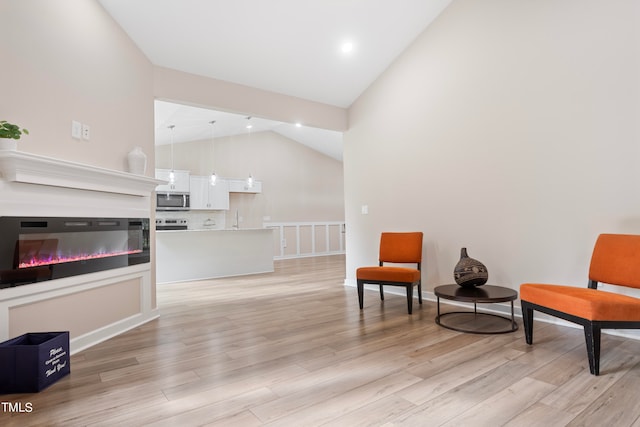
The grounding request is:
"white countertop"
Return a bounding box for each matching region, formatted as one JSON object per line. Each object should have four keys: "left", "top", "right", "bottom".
{"left": 156, "top": 227, "right": 271, "bottom": 232}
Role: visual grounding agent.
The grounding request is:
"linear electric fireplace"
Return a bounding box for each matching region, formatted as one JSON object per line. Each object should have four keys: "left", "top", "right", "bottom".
{"left": 0, "top": 217, "right": 150, "bottom": 289}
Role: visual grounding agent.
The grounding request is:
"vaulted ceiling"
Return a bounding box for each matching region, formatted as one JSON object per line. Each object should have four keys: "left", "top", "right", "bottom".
{"left": 99, "top": 0, "right": 452, "bottom": 160}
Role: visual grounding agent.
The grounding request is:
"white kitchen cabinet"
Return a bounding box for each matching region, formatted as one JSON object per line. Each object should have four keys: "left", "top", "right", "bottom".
{"left": 189, "top": 176, "right": 230, "bottom": 210}
{"left": 228, "top": 178, "right": 262, "bottom": 193}
{"left": 155, "top": 169, "right": 190, "bottom": 192}
{"left": 156, "top": 229, "right": 274, "bottom": 283}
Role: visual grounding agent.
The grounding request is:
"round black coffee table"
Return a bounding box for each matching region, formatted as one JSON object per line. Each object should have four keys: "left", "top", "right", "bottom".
{"left": 434, "top": 284, "right": 518, "bottom": 334}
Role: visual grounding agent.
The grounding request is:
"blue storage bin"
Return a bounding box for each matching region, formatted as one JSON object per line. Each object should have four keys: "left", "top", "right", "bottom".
{"left": 0, "top": 331, "right": 70, "bottom": 393}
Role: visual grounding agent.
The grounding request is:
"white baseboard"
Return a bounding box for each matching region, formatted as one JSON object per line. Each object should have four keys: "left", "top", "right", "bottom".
{"left": 70, "top": 308, "right": 160, "bottom": 354}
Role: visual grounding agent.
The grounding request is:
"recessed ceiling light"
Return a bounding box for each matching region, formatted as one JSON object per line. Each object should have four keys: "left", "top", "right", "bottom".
{"left": 341, "top": 41, "right": 354, "bottom": 54}
{"left": 295, "top": 122, "right": 302, "bottom": 128}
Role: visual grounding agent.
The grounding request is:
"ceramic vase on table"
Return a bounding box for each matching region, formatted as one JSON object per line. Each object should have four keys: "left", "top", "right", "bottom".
{"left": 453, "top": 247, "right": 488, "bottom": 287}
{"left": 127, "top": 146, "right": 147, "bottom": 174}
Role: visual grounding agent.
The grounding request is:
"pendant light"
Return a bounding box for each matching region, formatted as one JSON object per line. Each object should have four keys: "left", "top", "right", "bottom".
{"left": 209, "top": 120, "right": 217, "bottom": 186}
{"left": 246, "top": 116, "right": 254, "bottom": 189}
{"left": 168, "top": 124, "right": 176, "bottom": 185}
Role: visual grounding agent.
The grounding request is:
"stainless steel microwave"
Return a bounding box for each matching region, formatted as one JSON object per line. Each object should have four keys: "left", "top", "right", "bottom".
{"left": 156, "top": 192, "right": 190, "bottom": 211}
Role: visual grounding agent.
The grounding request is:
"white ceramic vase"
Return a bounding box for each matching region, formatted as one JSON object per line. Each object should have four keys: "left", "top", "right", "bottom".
{"left": 127, "top": 146, "right": 147, "bottom": 174}
{"left": 0, "top": 139, "right": 18, "bottom": 151}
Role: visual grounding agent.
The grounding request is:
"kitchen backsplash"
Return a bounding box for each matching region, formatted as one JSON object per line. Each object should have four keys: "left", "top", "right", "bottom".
{"left": 156, "top": 210, "right": 226, "bottom": 230}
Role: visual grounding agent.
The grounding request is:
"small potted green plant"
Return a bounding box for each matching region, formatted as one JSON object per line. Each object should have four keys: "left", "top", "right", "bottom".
{"left": 0, "top": 120, "right": 29, "bottom": 150}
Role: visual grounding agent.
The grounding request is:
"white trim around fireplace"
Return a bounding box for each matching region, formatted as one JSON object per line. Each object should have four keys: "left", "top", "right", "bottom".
{"left": 0, "top": 264, "right": 159, "bottom": 353}
{"left": 0, "top": 150, "right": 160, "bottom": 353}
{"left": 0, "top": 150, "right": 164, "bottom": 196}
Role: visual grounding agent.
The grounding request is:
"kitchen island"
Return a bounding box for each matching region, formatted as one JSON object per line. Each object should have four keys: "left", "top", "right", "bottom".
{"left": 156, "top": 228, "right": 274, "bottom": 283}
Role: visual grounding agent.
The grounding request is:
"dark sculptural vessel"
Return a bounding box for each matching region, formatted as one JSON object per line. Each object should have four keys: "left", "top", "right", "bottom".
{"left": 453, "top": 247, "right": 488, "bottom": 287}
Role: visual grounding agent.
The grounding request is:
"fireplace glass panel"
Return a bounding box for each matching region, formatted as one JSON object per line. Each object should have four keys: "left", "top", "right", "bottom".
{"left": 16, "top": 229, "right": 140, "bottom": 268}
{"left": 0, "top": 217, "right": 150, "bottom": 289}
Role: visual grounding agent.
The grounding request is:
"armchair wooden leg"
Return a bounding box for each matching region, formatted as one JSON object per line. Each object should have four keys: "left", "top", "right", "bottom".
{"left": 406, "top": 285, "right": 413, "bottom": 314}
{"left": 418, "top": 281, "right": 423, "bottom": 304}
{"left": 357, "top": 280, "right": 364, "bottom": 310}
{"left": 584, "top": 322, "right": 601, "bottom": 376}
{"left": 379, "top": 285, "right": 384, "bottom": 301}
{"left": 521, "top": 301, "right": 534, "bottom": 345}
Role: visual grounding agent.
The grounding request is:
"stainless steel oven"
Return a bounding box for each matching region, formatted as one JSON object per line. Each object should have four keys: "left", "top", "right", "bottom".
{"left": 155, "top": 218, "right": 188, "bottom": 230}
{"left": 156, "top": 192, "right": 190, "bottom": 211}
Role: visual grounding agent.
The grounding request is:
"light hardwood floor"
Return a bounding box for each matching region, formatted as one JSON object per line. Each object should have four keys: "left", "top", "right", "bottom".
{"left": 2, "top": 255, "right": 640, "bottom": 426}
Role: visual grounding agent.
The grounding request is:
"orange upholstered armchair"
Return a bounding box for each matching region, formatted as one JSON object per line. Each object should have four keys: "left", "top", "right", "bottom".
{"left": 356, "top": 232, "right": 423, "bottom": 314}
{"left": 520, "top": 234, "right": 640, "bottom": 375}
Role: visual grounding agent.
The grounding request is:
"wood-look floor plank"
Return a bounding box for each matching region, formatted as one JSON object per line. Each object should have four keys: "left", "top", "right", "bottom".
{"left": 404, "top": 334, "right": 523, "bottom": 382}
{"left": 539, "top": 351, "right": 640, "bottom": 416}
{"left": 203, "top": 410, "right": 263, "bottom": 427}
{"left": 397, "top": 343, "right": 524, "bottom": 405}
{"left": 502, "top": 402, "right": 575, "bottom": 427}
{"left": 329, "top": 395, "right": 417, "bottom": 427}
{"left": 564, "top": 367, "right": 640, "bottom": 426}
{"left": 264, "top": 371, "right": 423, "bottom": 426}
{"left": 387, "top": 359, "right": 535, "bottom": 426}
{"left": 2, "top": 254, "right": 640, "bottom": 427}
{"left": 439, "top": 377, "right": 556, "bottom": 426}
{"left": 251, "top": 354, "right": 412, "bottom": 423}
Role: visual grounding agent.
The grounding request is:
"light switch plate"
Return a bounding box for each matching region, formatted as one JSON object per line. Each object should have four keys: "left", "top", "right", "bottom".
{"left": 71, "top": 120, "right": 82, "bottom": 139}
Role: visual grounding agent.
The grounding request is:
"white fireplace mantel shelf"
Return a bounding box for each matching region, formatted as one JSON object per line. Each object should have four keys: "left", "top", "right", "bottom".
{"left": 0, "top": 150, "right": 164, "bottom": 197}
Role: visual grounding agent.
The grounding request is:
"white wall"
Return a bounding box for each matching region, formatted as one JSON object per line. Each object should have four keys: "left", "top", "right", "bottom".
{"left": 1, "top": 0, "right": 346, "bottom": 347}
{"left": 153, "top": 66, "right": 348, "bottom": 132}
{"left": 0, "top": 0, "right": 158, "bottom": 347}
{"left": 0, "top": 0, "right": 155, "bottom": 172}
{"left": 345, "top": 0, "right": 640, "bottom": 294}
